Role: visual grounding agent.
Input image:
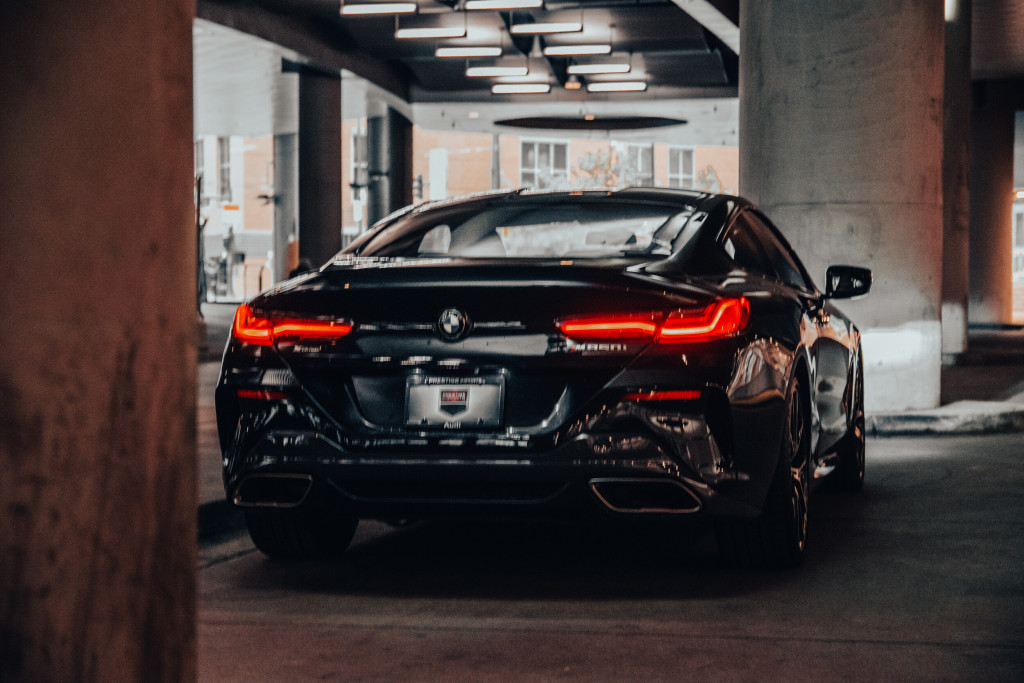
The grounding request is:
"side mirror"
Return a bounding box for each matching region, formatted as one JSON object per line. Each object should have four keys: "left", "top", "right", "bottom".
{"left": 825, "top": 265, "right": 872, "bottom": 299}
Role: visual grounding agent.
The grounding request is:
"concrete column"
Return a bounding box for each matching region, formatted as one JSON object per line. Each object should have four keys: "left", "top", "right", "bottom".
{"left": 298, "top": 70, "right": 342, "bottom": 266}
{"left": 273, "top": 133, "right": 298, "bottom": 280}
{"left": 0, "top": 2, "right": 195, "bottom": 681}
{"left": 942, "top": 0, "right": 971, "bottom": 360}
{"left": 740, "top": 0, "right": 945, "bottom": 411}
{"left": 367, "top": 103, "right": 414, "bottom": 226}
{"left": 968, "top": 82, "right": 1016, "bottom": 324}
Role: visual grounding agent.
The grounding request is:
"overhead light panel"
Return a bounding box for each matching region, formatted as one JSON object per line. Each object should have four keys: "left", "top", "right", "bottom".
{"left": 396, "top": 26, "right": 467, "bottom": 39}
{"left": 341, "top": 2, "right": 417, "bottom": 15}
{"left": 586, "top": 81, "right": 647, "bottom": 92}
{"left": 436, "top": 46, "right": 502, "bottom": 58}
{"left": 543, "top": 44, "right": 611, "bottom": 56}
{"left": 568, "top": 63, "right": 630, "bottom": 75}
{"left": 492, "top": 83, "right": 551, "bottom": 94}
{"left": 467, "top": 65, "right": 530, "bottom": 77}
{"left": 510, "top": 22, "right": 582, "bottom": 35}
{"left": 465, "top": 0, "right": 542, "bottom": 9}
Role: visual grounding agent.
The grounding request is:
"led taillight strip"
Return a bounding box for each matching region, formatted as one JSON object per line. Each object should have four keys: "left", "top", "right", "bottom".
{"left": 556, "top": 297, "right": 749, "bottom": 344}
{"left": 232, "top": 303, "right": 354, "bottom": 346}
{"left": 623, "top": 390, "right": 702, "bottom": 401}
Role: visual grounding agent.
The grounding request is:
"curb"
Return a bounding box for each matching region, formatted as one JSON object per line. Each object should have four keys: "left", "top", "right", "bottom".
{"left": 868, "top": 400, "right": 1024, "bottom": 436}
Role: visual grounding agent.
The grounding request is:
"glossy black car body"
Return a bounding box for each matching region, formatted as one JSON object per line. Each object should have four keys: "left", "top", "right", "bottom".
{"left": 216, "top": 188, "right": 871, "bottom": 568}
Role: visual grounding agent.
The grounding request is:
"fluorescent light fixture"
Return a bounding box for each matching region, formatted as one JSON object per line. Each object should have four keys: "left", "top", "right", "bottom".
{"left": 396, "top": 26, "right": 467, "bottom": 39}
{"left": 510, "top": 22, "right": 582, "bottom": 35}
{"left": 492, "top": 83, "right": 551, "bottom": 94}
{"left": 467, "top": 65, "right": 530, "bottom": 77}
{"left": 341, "top": 2, "right": 417, "bottom": 15}
{"left": 543, "top": 44, "right": 611, "bottom": 56}
{"left": 465, "top": 0, "right": 542, "bottom": 9}
{"left": 567, "top": 63, "right": 630, "bottom": 75}
{"left": 586, "top": 81, "right": 647, "bottom": 92}
{"left": 436, "top": 46, "right": 502, "bottom": 58}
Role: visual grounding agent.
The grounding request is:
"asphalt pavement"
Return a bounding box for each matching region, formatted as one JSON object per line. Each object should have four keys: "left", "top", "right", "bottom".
{"left": 196, "top": 302, "right": 1024, "bottom": 535}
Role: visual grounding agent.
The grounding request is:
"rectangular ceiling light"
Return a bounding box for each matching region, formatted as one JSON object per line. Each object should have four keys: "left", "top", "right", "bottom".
{"left": 436, "top": 46, "right": 502, "bottom": 58}
{"left": 465, "top": 0, "right": 543, "bottom": 9}
{"left": 492, "top": 83, "right": 551, "bottom": 94}
{"left": 543, "top": 44, "right": 611, "bottom": 56}
{"left": 341, "top": 2, "right": 417, "bottom": 15}
{"left": 567, "top": 63, "right": 630, "bottom": 75}
{"left": 510, "top": 22, "right": 582, "bottom": 35}
{"left": 396, "top": 26, "right": 467, "bottom": 39}
{"left": 586, "top": 81, "right": 647, "bottom": 92}
{"left": 467, "top": 65, "right": 530, "bottom": 77}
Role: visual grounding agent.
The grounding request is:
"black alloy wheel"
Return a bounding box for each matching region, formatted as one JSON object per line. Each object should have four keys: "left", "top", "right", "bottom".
{"left": 716, "top": 375, "right": 810, "bottom": 569}
{"left": 244, "top": 494, "right": 358, "bottom": 560}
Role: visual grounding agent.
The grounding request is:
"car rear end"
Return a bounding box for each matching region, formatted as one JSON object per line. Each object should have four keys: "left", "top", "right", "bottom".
{"left": 216, "top": 259, "right": 764, "bottom": 523}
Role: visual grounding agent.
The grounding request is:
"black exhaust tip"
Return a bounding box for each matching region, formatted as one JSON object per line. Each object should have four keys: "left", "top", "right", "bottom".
{"left": 233, "top": 473, "right": 313, "bottom": 508}
{"left": 589, "top": 478, "right": 701, "bottom": 514}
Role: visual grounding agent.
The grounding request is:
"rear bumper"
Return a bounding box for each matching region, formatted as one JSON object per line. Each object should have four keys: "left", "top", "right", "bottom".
{"left": 225, "top": 425, "right": 763, "bottom": 520}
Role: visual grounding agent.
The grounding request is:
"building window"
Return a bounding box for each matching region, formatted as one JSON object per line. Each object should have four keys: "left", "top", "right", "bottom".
{"left": 668, "top": 146, "right": 695, "bottom": 188}
{"left": 621, "top": 144, "right": 654, "bottom": 187}
{"left": 521, "top": 140, "right": 569, "bottom": 190}
{"left": 217, "top": 136, "right": 232, "bottom": 202}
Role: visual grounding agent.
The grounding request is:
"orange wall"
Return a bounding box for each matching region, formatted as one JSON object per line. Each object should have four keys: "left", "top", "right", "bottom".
{"left": 242, "top": 136, "right": 273, "bottom": 231}
{"left": 694, "top": 145, "right": 739, "bottom": 195}
{"left": 413, "top": 128, "right": 494, "bottom": 198}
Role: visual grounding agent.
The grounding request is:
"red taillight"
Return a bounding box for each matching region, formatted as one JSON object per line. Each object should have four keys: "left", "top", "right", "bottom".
{"left": 233, "top": 304, "right": 272, "bottom": 345}
{"left": 556, "top": 297, "right": 748, "bottom": 344}
{"left": 237, "top": 388, "right": 289, "bottom": 400}
{"left": 657, "top": 297, "right": 749, "bottom": 343}
{"left": 623, "top": 390, "right": 702, "bottom": 401}
{"left": 232, "top": 303, "right": 353, "bottom": 346}
{"left": 555, "top": 313, "right": 661, "bottom": 341}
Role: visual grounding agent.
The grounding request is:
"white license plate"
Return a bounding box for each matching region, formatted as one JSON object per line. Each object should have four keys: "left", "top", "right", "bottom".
{"left": 406, "top": 375, "right": 504, "bottom": 427}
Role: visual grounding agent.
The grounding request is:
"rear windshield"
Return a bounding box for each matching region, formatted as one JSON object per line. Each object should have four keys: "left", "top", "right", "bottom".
{"left": 349, "top": 198, "right": 697, "bottom": 260}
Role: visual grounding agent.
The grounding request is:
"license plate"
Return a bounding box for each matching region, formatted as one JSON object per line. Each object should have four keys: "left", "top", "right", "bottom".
{"left": 406, "top": 375, "right": 504, "bottom": 428}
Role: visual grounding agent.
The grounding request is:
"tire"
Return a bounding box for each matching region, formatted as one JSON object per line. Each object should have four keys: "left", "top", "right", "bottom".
{"left": 831, "top": 346, "right": 865, "bottom": 492}
{"left": 716, "top": 375, "right": 810, "bottom": 569}
{"left": 244, "top": 502, "right": 358, "bottom": 560}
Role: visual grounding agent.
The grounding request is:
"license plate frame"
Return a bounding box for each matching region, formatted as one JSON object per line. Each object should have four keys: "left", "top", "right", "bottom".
{"left": 405, "top": 374, "right": 505, "bottom": 428}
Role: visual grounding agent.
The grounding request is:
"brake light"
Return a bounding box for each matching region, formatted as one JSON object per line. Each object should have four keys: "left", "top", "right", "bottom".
{"left": 555, "top": 313, "right": 661, "bottom": 341}
{"left": 237, "top": 388, "right": 289, "bottom": 400}
{"left": 556, "top": 297, "right": 748, "bottom": 344}
{"left": 232, "top": 303, "right": 354, "bottom": 346}
{"left": 658, "top": 297, "right": 749, "bottom": 343}
{"left": 623, "top": 390, "right": 702, "bottom": 401}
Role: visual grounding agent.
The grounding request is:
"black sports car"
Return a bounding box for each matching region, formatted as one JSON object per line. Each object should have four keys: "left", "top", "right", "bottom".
{"left": 217, "top": 188, "right": 871, "bottom": 568}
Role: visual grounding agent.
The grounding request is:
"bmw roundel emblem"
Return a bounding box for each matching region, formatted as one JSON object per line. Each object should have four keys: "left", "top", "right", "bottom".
{"left": 437, "top": 308, "right": 470, "bottom": 341}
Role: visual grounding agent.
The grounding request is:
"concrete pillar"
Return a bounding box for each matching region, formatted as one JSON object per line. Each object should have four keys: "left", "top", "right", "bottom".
{"left": 298, "top": 70, "right": 342, "bottom": 266}
{"left": 0, "top": 2, "right": 195, "bottom": 681}
{"left": 273, "top": 133, "right": 298, "bottom": 280}
{"left": 968, "top": 82, "right": 1016, "bottom": 324}
{"left": 367, "top": 103, "right": 414, "bottom": 226}
{"left": 740, "top": 0, "right": 945, "bottom": 411}
{"left": 942, "top": 0, "right": 971, "bottom": 360}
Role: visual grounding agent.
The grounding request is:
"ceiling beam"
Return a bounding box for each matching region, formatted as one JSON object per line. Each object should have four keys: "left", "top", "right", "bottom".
{"left": 197, "top": 0, "right": 410, "bottom": 101}
{"left": 670, "top": 0, "right": 739, "bottom": 55}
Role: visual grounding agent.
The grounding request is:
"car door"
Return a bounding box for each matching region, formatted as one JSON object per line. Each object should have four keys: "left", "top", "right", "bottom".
{"left": 743, "top": 210, "right": 853, "bottom": 461}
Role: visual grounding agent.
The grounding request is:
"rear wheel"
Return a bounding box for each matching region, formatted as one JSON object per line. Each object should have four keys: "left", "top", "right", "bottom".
{"left": 244, "top": 501, "right": 358, "bottom": 560}
{"left": 716, "top": 375, "right": 809, "bottom": 569}
{"left": 832, "top": 347, "right": 866, "bottom": 492}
